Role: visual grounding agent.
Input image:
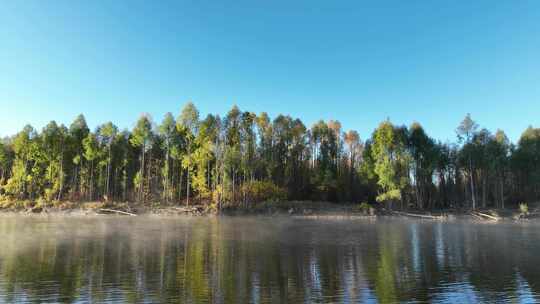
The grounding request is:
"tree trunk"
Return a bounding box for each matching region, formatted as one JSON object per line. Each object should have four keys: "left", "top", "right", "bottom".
{"left": 186, "top": 167, "right": 190, "bottom": 207}
{"left": 140, "top": 148, "right": 145, "bottom": 203}
{"left": 106, "top": 145, "right": 112, "bottom": 201}
{"left": 89, "top": 160, "right": 94, "bottom": 201}
{"left": 179, "top": 168, "right": 183, "bottom": 204}
{"left": 500, "top": 175, "right": 505, "bottom": 209}
{"left": 72, "top": 165, "right": 78, "bottom": 200}
{"left": 469, "top": 157, "right": 476, "bottom": 210}
{"left": 414, "top": 166, "right": 422, "bottom": 209}
{"left": 57, "top": 146, "right": 64, "bottom": 201}
{"left": 482, "top": 173, "right": 487, "bottom": 208}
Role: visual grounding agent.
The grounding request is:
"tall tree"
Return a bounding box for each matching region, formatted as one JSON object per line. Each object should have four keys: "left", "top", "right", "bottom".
{"left": 408, "top": 122, "right": 437, "bottom": 209}
{"left": 130, "top": 114, "right": 153, "bottom": 202}
{"left": 224, "top": 106, "right": 242, "bottom": 203}
{"left": 159, "top": 113, "right": 178, "bottom": 202}
{"left": 98, "top": 122, "right": 118, "bottom": 200}
{"left": 177, "top": 102, "right": 200, "bottom": 206}
{"left": 486, "top": 130, "right": 510, "bottom": 208}
{"left": 457, "top": 113, "right": 479, "bottom": 209}
{"left": 344, "top": 130, "right": 361, "bottom": 201}
{"left": 83, "top": 133, "right": 101, "bottom": 201}
{"left": 370, "top": 120, "right": 410, "bottom": 209}
{"left": 69, "top": 114, "right": 89, "bottom": 200}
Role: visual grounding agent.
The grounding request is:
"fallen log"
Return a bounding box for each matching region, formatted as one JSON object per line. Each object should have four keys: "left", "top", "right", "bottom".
{"left": 392, "top": 211, "right": 445, "bottom": 219}
{"left": 470, "top": 212, "right": 483, "bottom": 220}
{"left": 173, "top": 207, "right": 196, "bottom": 210}
{"left": 172, "top": 206, "right": 203, "bottom": 213}
{"left": 471, "top": 211, "right": 499, "bottom": 221}
{"left": 99, "top": 208, "right": 137, "bottom": 216}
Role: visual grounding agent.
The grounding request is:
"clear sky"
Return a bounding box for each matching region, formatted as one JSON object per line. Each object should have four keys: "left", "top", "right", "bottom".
{"left": 1, "top": 1, "right": 539, "bottom": 143}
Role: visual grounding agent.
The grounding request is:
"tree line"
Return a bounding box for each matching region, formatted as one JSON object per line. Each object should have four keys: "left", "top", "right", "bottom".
{"left": 0, "top": 103, "right": 539, "bottom": 210}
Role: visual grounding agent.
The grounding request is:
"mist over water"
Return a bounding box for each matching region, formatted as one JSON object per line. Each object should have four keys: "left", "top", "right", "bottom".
{"left": 0, "top": 216, "right": 539, "bottom": 303}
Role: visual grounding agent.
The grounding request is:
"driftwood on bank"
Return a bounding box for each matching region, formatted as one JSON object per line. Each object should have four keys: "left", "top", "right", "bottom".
{"left": 172, "top": 206, "right": 202, "bottom": 212}
{"left": 98, "top": 208, "right": 137, "bottom": 216}
{"left": 391, "top": 211, "right": 445, "bottom": 220}
{"left": 470, "top": 211, "right": 500, "bottom": 221}
{"left": 168, "top": 206, "right": 206, "bottom": 215}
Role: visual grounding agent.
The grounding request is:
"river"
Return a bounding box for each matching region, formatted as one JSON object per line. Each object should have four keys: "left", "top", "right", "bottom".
{"left": 0, "top": 215, "right": 538, "bottom": 303}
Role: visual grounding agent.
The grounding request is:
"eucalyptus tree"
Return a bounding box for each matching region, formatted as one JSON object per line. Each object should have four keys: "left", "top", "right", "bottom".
{"left": 471, "top": 128, "right": 492, "bottom": 208}
{"left": 272, "top": 115, "right": 292, "bottom": 189}
{"left": 408, "top": 122, "right": 437, "bottom": 209}
{"left": 159, "top": 112, "right": 178, "bottom": 202}
{"left": 309, "top": 120, "right": 339, "bottom": 200}
{"left": 327, "top": 120, "right": 343, "bottom": 173}
{"left": 40, "top": 121, "right": 69, "bottom": 200}
{"left": 433, "top": 142, "right": 456, "bottom": 208}
{"left": 2, "top": 102, "right": 540, "bottom": 210}
{"left": 344, "top": 130, "right": 361, "bottom": 200}
{"left": 83, "top": 132, "right": 101, "bottom": 201}
{"left": 68, "top": 114, "right": 89, "bottom": 199}
{"left": 344, "top": 130, "right": 361, "bottom": 170}
{"left": 130, "top": 114, "right": 153, "bottom": 202}
{"left": 240, "top": 111, "right": 257, "bottom": 187}
{"left": 289, "top": 118, "right": 308, "bottom": 198}
{"left": 199, "top": 114, "right": 220, "bottom": 192}
{"left": 113, "top": 130, "right": 134, "bottom": 201}
{"left": 177, "top": 102, "right": 199, "bottom": 206}
{"left": 0, "top": 141, "right": 11, "bottom": 183}
{"left": 3, "top": 126, "right": 35, "bottom": 199}
{"left": 359, "top": 140, "right": 378, "bottom": 202}
{"left": 512, "top": 126, "right": 540, "bottom": 202}
{"left": 256, "top": 112, "right": 273, "bottom": 180}
{"left": 456, "top": 113, "right": 479, "bottom": 209}
{"left": 370, "top": 120, "right": 410, "bottom": 209}
{"left": 223, "top": 105, "right": 242, "bottom": 202}
{"left": 98, "top": 122, "right": 118, "bottom": 200}
{"left": 486, "top": 130, "right": 510, "bottom": 208}
{"left": 192, "top": 115, "right": 216, "bottom": 199}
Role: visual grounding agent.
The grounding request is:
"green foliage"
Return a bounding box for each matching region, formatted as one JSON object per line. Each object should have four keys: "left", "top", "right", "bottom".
{"left": 0, "top": 105, "right": 538, "bottom": 211}
{"left": 371, "top": 121, "right": 410, "bottom": 206}
{"left": 239, "top": 180, "right": 287, "bottom": 203}
{"left": 353, "top": 202, "right": 372, "bottom": 214}
{"left": 519, "top": 203, "right": 529, "bottom": 215}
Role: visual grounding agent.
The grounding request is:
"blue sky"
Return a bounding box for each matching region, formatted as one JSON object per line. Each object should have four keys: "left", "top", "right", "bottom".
{"left": 1, "top": 1, "right": 539, "bottom": 142}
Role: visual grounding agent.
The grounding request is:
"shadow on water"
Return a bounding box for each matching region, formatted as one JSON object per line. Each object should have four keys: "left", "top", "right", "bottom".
{"left": 0, "top": 216, "right": 539, "bottom": 303}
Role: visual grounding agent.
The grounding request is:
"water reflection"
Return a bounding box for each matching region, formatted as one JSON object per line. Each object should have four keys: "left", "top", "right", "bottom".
{"left": 0, "top": 216, "right": 539, "bottom": 303}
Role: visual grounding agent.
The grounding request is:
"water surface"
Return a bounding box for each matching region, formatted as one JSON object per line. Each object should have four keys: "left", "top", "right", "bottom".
{"left": 0, "top": 215, "right": 539, "bottom": 303}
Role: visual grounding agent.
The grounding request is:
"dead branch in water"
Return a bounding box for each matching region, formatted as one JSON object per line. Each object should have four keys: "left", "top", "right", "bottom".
{"left": 392, "top": 211, "right": 445, "bottom": 220}
{"left": 99, "top": 208, "right": 137, "bottom": 216}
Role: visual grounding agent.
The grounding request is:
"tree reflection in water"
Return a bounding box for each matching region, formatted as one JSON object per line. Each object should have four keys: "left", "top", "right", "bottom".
{"left": 0, "top": 216, "right": 539, "bottom": 303}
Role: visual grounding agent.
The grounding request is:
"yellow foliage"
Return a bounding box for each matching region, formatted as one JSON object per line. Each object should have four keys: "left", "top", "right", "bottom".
{"left": 240, "top": 180, "right": 287, "bottom": 203}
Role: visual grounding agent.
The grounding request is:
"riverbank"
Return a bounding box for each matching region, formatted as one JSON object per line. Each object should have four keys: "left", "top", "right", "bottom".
{"left": 0, "top": 200, "right": 367, "bottom": 217}
{"left": 0, "top": 199, "right": 537, "bottom": 222}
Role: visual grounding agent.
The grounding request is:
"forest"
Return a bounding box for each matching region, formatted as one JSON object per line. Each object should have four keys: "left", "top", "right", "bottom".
{"left": 0, "top": 102, "right": 539, "bottom": 211}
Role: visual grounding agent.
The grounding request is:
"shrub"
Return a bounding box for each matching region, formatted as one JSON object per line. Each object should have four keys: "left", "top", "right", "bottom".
{"left": 212, "top": 187, "right": 231, "bottom": 204}
{"left": 359, "top": 202, "right": 371, "bottom": 212}
{"left": 240, "top": 180, "right": 287, "bottom": 203}
{"left": 519, "top": 203, "right": 529, "bottom": 215}
{"left": 353, "top": 202, "right": 373, "bottom": 215}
